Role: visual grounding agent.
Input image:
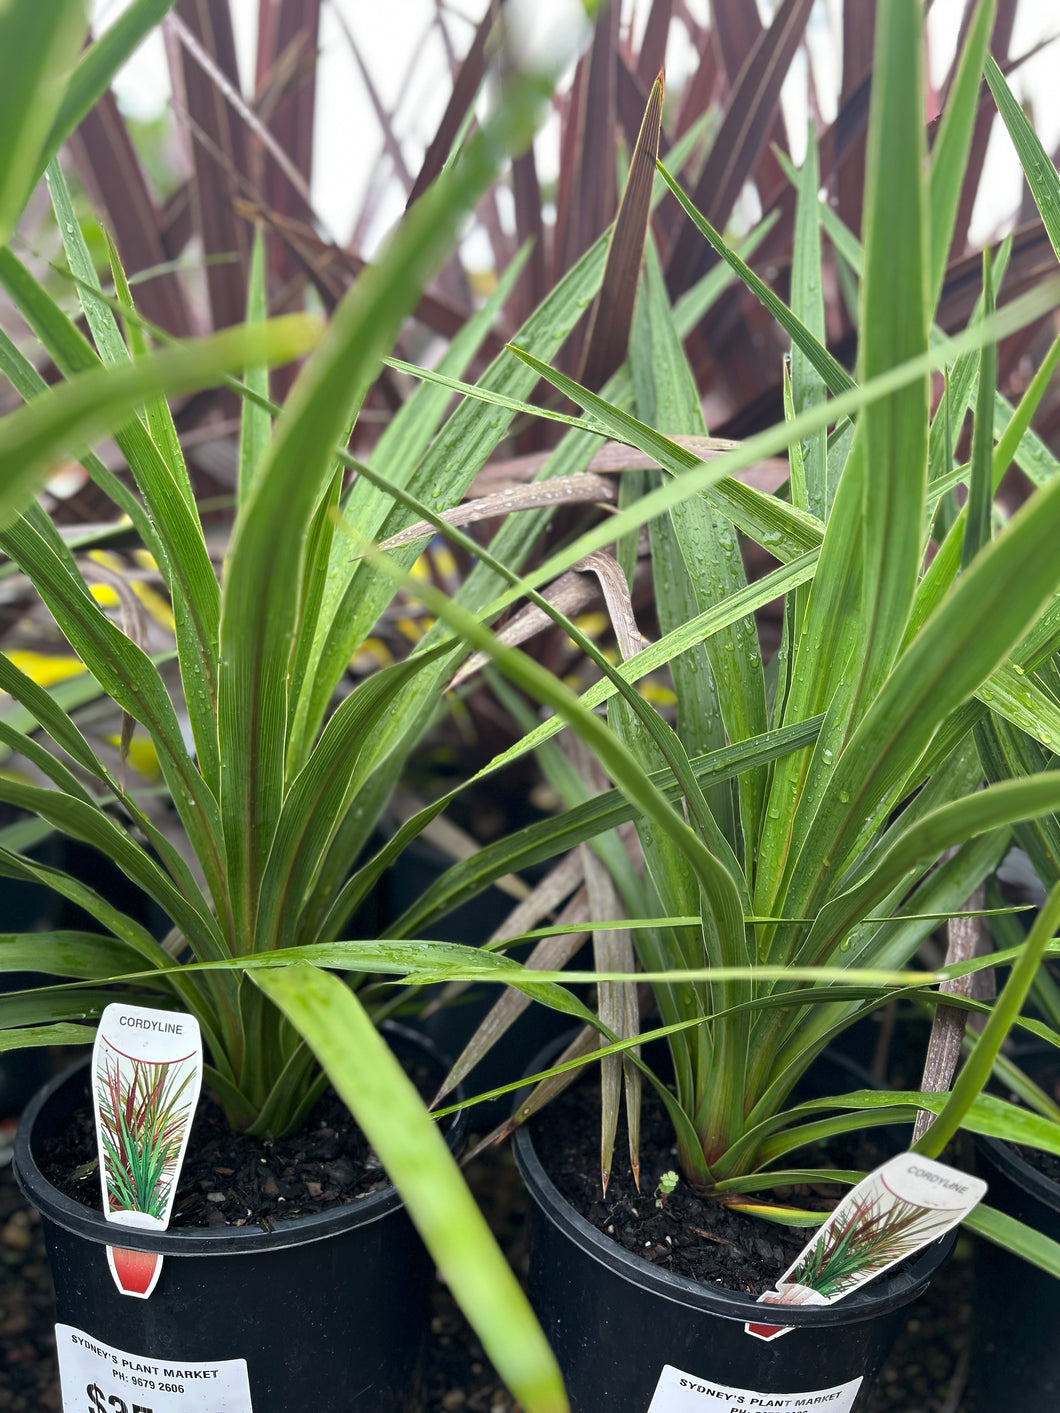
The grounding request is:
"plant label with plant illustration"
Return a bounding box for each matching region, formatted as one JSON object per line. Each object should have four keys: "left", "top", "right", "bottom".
{"left": 744, "top": 1153, "right": 987, "bottom": 1342}
{"left": 92, "top": 1003, "right": 203, "bottom": 1300}
{"left": 646, "top": 1366, "right": 862, "bottom": 1412}
{"left": 54, "top": 1324, "right": 252, "bottom": 1413}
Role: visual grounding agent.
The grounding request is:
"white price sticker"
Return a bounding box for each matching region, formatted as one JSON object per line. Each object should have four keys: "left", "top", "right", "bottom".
{"left": 56, "top": 1324, "right": 253, "bottom": 1413}
{"left": 646, "top": 1364, "right": 863, "bottom": 1413}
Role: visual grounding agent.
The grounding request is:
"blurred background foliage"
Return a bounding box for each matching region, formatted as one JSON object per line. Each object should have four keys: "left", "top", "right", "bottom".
{"left": 3, "top": 0, "right": 1059, "bottom": 821}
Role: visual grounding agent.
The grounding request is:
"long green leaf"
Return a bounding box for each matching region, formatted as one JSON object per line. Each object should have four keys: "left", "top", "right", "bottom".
{"left": 634, "top": 238, "right": 768, "bottom": 877}
{"left": 965, "top": 1204, "right": 1060, "bottom": 1280}
{"left": 854, "top": 0, "right": 929, "bottom": 710}
{"left": 0, "top": 275, "right": 166, "bottom": 561}
{"left": 916, "top": 878, "right": 1060, "bottom": 1158}
{"left": 929, "top": 0, "right": 997, "bottom": 305}
{"left": 0, "top": 315, "right": 320, "bottom": 529}
{"left": 344, "top": 521, "right": 747, "bottom": 973}
{"left": 0, "top": 0, "right": 87, "bottom": 245}
{"left": 238, "top": 226, "right": 271, "bottom": 505}
{"left": 0, "top": 775, "right": 221, "bottom": 961}
{"left": 657, "top": 161, "right": 854, "bottom": 398}
{"left": 790, "top": 124, "right": 830, "bottom": 518}
{"left": 48, "top": 162, "right": 222, "bottom": 789}
{"left": 802, "top": 775, "right": 1060, "bottom": 964}
{"left": 986, "top": 54, "right": 1060, "bottom": 260}
{"left": 0, "top": 516, "right": 231, "bottom": 929}
{"left": 40, "top": 0, "right": 177, "bottom": 179}
{"left": 0, "top": 931, "right": 149, "bottom": 979}
{"left": 499, "top": 270, "right": 1060, "bottom": 616}
{"left": 962, "top": 254, "right": 996, "bottom": 567}
{"left": 0, "top": 1022, "right": 96, "bottom": 1052}
{"left": 784, "top": 459, "right": 1060, "bottom": 923}
{"left": 252, "top": 964, "right": 568, "bottom": 1413}
{"left": 258, "top": 650, "right": 447, "bottom": 951}
{"left": 218, "top": 68, "right": 550, "bottom": 942}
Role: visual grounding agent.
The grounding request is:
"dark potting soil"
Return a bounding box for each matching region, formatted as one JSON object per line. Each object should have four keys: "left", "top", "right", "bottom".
{"left": 532, "top": 1073, "right": 902, "bottom": 1297}
{"left": 35, "top": 1065, "right": 434, "bottom": 1229}
{"left": 0, "top": 1129, "right": 977, "bottom": 1412}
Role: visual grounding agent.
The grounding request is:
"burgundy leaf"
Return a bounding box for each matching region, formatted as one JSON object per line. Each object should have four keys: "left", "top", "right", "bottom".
{"left": 636, "top": 0, "right": 673, "bottom": 86}
{"left": 171, "top": 0, "right": 251, "bottom": 328}
{"left": 253, "top": 0, "right": 321, "bottom": 288}
{"left": 407, "top": 0, "right": 498, "bottom": 208}
{"left": 665, "top": 0, "right": 814, "bottom": 296}
{"left": 579, "top": 70, "right": 665, "bottom": 391}
{"left": 70, "top": 92, "right": 191, "bottom": 336}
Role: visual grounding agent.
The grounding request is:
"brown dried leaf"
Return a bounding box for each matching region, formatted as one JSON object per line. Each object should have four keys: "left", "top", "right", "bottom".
{"left": 575, "top": 551, "right": 647, "bottom": 661}
{"left": 582, "top": 846, "right": 640, "bottom": 1194}
{"left": 470, "top": 436, "right": 788, "bottom": 501}
{"left": 375, "top": 473, "right": 616, "bottom": 555}
{"left": 461, "top": 1024, "right": 602, "bottom": 1165}
{"left": 448, "top": 543, "right": 651, "bottom": 692}
{"left": 433, "top": 870, "right": 590, "bottom": 1106}
{"left": 912, "top": 883, "right": 985, "bottom": 1145}
{"left": 448, "top": 570, "right": 598, "bottom": 692}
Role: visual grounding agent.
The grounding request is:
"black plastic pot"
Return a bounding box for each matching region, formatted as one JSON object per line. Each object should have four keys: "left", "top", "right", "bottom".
{"left": 15, "top": 1025, "right": 466, "bottom": 1413}
{"left": 512, "top": 1048, "right": 955, "bottom": 1413}
{"left": 0, "top": 834, "right": 67, "bottom": 1120}
{"left": 971, "top": 1134, "right": 1060, "bottom": 1407}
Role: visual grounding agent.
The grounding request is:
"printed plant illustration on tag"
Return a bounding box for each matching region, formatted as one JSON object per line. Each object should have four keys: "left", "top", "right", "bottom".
{"left": 744, "top": 1153, "right": 987, "bottom": 1342}
{"left": 92, "top": 1003, "right": 203, "bottom": 1299}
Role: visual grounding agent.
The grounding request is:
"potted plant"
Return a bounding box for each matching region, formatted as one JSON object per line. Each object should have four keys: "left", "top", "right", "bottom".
{"left": 0, "top": 4, "right": 621, "bottom": 1411}
{"left": 371, "top": 2, "right": 1060, "bottom": 1407}
{"left": 958, "top": 40, "right": 1060, "bottom": 1374}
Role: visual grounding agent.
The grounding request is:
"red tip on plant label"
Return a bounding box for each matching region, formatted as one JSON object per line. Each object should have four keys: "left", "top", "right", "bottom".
{"left": 743, "top": 1321, "right": 793, "bottom": 1342}
{"left": 107, "top": 1245, "right": 162, "bottom": 1299}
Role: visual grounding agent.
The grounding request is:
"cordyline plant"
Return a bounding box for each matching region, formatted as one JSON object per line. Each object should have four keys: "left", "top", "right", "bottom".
{"left": 373, "top": 0, "right": 1060, "bottom": 1277}
{"left": 0, "top": 2, "right": 665, "bottom": 1408}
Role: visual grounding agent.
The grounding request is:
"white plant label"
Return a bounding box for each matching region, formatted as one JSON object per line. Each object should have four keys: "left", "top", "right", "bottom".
{"left": 91, "top": 1003, "right": 203, "bottom": 1300}
{"left": 55, "top": 1325, "right": 253, "bottom": 1413}
{"left": 744, "top": 1152, "right": 987, "bottom": 1342}
{"left": 646, "top": 1365, "right": 862, "bottom": 1412}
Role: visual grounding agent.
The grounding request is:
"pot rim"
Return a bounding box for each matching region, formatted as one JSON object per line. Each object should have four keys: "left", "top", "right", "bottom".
{"left": 14, "top": 1021, "right": 465, "bottom": 1257}
{"left": 512, "top": 1116, "right": 955, "bottom": 1329}
{"left": 975, "top": 1131, "right": 1060, "bottom": 1215}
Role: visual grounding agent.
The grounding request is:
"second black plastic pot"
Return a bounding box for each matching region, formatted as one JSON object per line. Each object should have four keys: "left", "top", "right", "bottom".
{"left": 14, "top": 1024, "right": 466, "bottom": 1413}
{"left": 971, "top": 1133, "right": 1060, "bottom": 1406}
{"left": 512, "top": 1061, "right": 955, "bottom": 1413}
